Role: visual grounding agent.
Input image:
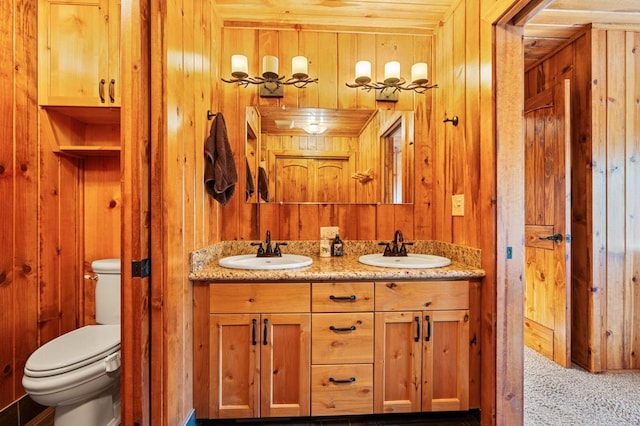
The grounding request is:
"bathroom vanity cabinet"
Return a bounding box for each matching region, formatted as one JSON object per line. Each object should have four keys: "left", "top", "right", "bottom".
{"left": 374, "top": 281, "right": 469, "bottom": 412}
{"left": 208, "top": 284, "right": 311, "bottom": 418}
{"left": 311, "top": 282, "right": 375, "bottom": 415}
{"left": 195, "top": 279, "right": 473, "bottom": 420}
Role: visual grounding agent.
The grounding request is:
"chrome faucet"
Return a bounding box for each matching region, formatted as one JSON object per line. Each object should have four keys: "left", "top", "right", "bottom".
{"left": 251, "top": 230, "right": 287, "bottom": 257}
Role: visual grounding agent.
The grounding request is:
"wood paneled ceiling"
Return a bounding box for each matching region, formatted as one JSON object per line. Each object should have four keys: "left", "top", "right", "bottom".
{"left": 214, "top": 0, "right": 640, "bottom": 69}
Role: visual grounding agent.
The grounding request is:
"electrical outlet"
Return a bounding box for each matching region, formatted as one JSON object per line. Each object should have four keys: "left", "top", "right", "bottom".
{"left": 452, "top": 194, "right": 464, "bottom": 216}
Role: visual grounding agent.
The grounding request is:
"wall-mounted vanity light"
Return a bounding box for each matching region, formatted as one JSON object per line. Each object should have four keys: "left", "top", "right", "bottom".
{"left": 222, "top": 54, "right": 318, "bottom": 98}
{"left": 345, "top": 61, "right": 437, "bottom": 102}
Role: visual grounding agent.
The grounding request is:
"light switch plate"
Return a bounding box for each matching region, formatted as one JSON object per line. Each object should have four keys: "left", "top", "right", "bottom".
{"left": 452, "top": 194, "right": 464, "bottom": 216}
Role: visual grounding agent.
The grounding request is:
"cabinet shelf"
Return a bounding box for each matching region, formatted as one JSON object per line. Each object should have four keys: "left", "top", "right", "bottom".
{"left": 42, "top": 105, "right": 120, "bottom": 124}
{"left": 56, "top": 145, "right": 121, "bottom": 157}
{"left": 41, "top": 106, "right": 121, "bottom": 157}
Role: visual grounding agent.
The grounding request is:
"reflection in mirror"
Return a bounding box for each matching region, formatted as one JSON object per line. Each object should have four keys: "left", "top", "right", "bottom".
{"left": 245, "top": 106, "right": 414, "bottom": 204}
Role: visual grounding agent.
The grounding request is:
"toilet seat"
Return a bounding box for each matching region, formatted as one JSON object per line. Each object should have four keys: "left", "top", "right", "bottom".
{"left": 24, "top": 325, "right": 120, "bottom": 378}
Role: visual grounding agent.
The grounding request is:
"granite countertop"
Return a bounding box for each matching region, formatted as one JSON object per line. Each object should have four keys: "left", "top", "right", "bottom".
{"left": 189, "top": 240, "right": 485, "bottom": 282}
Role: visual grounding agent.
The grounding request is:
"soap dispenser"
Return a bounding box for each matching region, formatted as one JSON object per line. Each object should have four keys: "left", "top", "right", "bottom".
{"left": 331, "top": 234, "right": 343, "bottom": 257}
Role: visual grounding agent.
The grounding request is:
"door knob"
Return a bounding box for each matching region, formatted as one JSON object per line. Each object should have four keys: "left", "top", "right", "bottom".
{"left": 539, "top": 233, "right": 563, "bottom": 243}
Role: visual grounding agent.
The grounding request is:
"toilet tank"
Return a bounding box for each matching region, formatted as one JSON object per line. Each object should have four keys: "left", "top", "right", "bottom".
{"left": 92, "top": 258, "right": 121, "bottom": 325}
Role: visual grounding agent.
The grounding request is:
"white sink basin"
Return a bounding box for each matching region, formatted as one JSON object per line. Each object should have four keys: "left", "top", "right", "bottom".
{"left": 358, "top": 253, "right": 451, "bottom": 269}
{"left": 218, "top": 254, "right": 313, "bottom": 270}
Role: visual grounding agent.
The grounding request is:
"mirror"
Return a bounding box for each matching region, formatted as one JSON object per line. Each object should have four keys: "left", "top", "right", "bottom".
{"left": 244, "top": 106, "right": 414, "bottom": 204}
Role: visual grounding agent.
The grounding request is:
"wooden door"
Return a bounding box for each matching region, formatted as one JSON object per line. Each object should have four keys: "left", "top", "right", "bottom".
{"left": 422, "top": 310, "right": 469, "bottom": 412}
{"left": 523, "top": 79, "right": 572, "bottom": 367}
{"left": 210, "top": 314, "right": 260, "bottom": 418}
{"left": 276, "top": 158, "right": 311, "bottom": 202}
{"left": 260, "top": 313, "right": 311, "bottom": 417}
{"left": 373, "top": 312, "right": 422, "bottom": 413}
{"left": 275, "top": 157, "right": 350, "bottom": 203}
{"left": 315, "top": 160, "right": 350, "bottom": 203}
{"left": 120, "top": 0, "right": 150, "bottom": 422}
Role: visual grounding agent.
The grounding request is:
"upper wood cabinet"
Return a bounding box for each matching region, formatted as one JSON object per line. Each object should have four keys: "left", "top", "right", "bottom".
{"left": 38, "top": 0, "right": 120, "bottom": 107}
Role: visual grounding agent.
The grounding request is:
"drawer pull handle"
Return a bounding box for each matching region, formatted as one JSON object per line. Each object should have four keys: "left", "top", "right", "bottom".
{"left": 263, "top": 318, "right": 269, "bottom": 345}
{"left": 329, "top": 295, "right": 356, "bottom": 301}
{"left": 251, "top": 318, "right": 257, "bottom": 345}
{"left": 329, "top": 325, "right": 356, "bottom": 332}
{"left": 425, "top": 315, "right": 431, "bottom": 342}
{"left": 329, "top": 377, "right": 356, "bottom": 384}
{"left": 415, "top": 316, "right": 421, "bottom": 342}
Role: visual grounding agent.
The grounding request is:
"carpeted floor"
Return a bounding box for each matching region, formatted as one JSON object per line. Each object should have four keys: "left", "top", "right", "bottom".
{"left": 524, "top": 346, "right": 640, "bottom": 426}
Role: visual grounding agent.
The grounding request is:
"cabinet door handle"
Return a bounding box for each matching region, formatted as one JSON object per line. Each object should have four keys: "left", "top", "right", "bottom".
{"left": 425, "top": 315, "right": 431, "bottom": 342}
{"left": 263, "top": 318, "right": 269, "bottom": 345}
{"left": 329, "top": 377, "right": 356, "bottom": 384}
{"left": 98, "top": 79, "right": 106, "bottom": 103}
{"left": 251, "top": 318, "right": 257, "bottom": 345}
{"left": 414, "top": 316, "right": 421, "bottom": 342}
{"left": 109, "top": 79, "right": 116, "bottom": 103}
{"left": 329, "top": 295, "right": 356, "bottom": 301}
{"left": 329, "top": 325, "right": 356, "bottom": 332}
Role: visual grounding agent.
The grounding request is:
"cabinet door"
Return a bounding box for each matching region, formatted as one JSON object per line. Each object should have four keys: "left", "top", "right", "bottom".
{"left": 39, "top": 0, "right": 118, "bottom": 106}
{"left": 422, "top": 310, "right": 470, "bottom": 411}
{"left": 107, "top": 0, "right": 121, "bottom": 105}
{"left": 260, "top": 313, "right": 310, "bottom": 418}
{"left": 210, "top": 314, "right": 259, "bottom": 419}
{"left": 374, "top": 311, "right": 422, "bottom": 413}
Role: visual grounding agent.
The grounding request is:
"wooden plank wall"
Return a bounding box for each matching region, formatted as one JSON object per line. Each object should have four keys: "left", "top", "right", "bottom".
{"left": 525, "top": 26, "right": 640, "bottom": 373}
{"left": 218, "top": 28, "right": 432, "bottom": 243}
{"left": 211, "top": 0, "right": 492, "bottom": 419}
{"left": 150, "top": 0, "right": 219, "bottom": 424}
{"left": 0, "top": 0, "right": 38, "bottom": 409}
{"left": 598, "top": 27, "right": 640, "bottom": 371}
{"left": 1, "top": 0, "right": 122, "bottom": 414}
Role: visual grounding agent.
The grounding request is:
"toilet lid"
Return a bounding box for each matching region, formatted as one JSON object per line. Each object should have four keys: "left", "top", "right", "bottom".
{"left": 91, "top": 258, "right": 121, "bottom": 274}
{"left": 25, "top": 325, "right": 120, "bottom": 377}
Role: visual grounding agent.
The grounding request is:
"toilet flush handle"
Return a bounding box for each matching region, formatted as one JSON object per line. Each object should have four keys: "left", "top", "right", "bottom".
{"left": 105, "top": 351, "right": 121, "bottom": 373}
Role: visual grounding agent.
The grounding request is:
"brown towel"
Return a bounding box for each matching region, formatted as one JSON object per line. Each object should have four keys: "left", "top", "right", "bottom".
{"left": 204, "top": 113, "right": 237, "bottom": 206}
{"left": 258, "top": 166, "right": 269, "bottom": 202}
{"left": 245, "top": 157, "right": 255, "bottom": 201}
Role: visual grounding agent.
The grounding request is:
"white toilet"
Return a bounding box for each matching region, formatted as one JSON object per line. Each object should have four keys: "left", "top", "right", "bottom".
{"left": 23, "top": 258, "right": 122, "bottom": 426}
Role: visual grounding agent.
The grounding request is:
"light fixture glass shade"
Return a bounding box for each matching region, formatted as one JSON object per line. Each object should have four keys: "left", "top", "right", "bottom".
{"left": 231, "top": 54, "right": 249, "bottom": 78}
{"left": 411, "top": 62, "right": 428, "bottom": 84}
{"left": 355, "top": 61, "right": 372, "bottom": 84}
{"left": 291, "top": 56, "right": 308, "bottom": 79}
{"left": 303, "top": 123, "right": 328, "bottom": 135}
{"left": 262, "top": 55, "right": 279, "bottom": 78}
{"left": 384, "top": 61, "right": 401, "bottom": 84}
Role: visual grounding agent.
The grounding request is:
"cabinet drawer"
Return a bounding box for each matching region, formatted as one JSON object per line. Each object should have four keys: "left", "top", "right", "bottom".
{"left": 312, "top": 313, "right": 373, "bottom": 364}
{"left": 311, "top": 364, "right": 373, "bottom": 416}
{"left": 209, "top": 284, "right": 310, "bottom": 313}
{"left": 375, "top": 281, "right": 469, "bottom": 311}
{"left": 312, "top": 282, "right": 374, "bottom": 312}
